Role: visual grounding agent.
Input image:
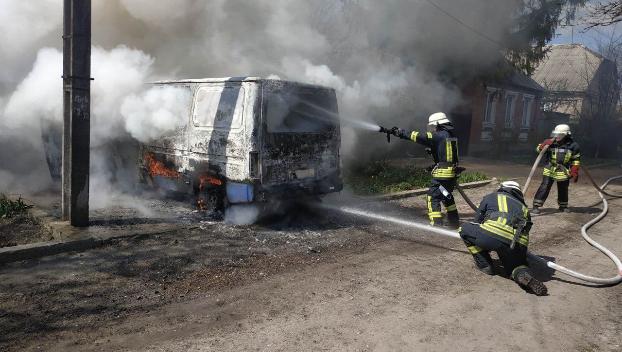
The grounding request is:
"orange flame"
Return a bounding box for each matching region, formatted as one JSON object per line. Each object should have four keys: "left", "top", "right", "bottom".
{"left": 196, "top": 174, "right": 223, "bottom": 211}
{"left": 145, "top": 153, "right": 180, "bottom": 178}
{"left": 199, "top": 174, "right": 223, "bottom": 191}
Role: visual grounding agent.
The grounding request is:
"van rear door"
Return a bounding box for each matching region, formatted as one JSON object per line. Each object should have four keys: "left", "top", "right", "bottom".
{"left": 261, "top": 81, "right": 341, "bottom": 191}
{"left": 188, "top": 82, "right": 249, "bottom": 180}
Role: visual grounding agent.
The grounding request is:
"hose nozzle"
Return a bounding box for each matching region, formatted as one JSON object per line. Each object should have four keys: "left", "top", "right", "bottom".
{"left": 378, "top": 126, "right": 391, "bottom": 143}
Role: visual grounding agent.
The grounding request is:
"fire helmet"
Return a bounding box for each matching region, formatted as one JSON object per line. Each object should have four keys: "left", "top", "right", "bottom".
{"left": 428, "top": 112, "right": 451, "bottom": 126}
{"left": 551, "top": 124, "right": 571, "bottom": 138}
{"left": 500, "top": 180, "right": 522, "bottom": 193}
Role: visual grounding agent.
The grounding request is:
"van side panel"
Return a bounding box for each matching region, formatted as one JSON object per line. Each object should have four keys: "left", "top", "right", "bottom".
{"left": 186, "top": 82, "right": 257, "bottom": 182}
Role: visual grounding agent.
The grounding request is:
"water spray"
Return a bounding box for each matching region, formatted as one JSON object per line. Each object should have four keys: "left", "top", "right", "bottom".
{"left": 328, "top": 152, "right": 622, "bottom": 285}
{"left": 323, "top": 204, "right": 460, "bottom": 239}
{"left": 297, "top": 98, "right": 381, "bottom": 133}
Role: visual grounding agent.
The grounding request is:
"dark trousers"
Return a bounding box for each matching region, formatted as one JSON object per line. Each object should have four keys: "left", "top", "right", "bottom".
{"left": 427, "top": 178, "right": 459, "bottom": 226}
{"left": 459, "top": 223, "right": 528, "bottom": 278}
{"left": 534, "top": 176, "right": 569, "bottom": 208}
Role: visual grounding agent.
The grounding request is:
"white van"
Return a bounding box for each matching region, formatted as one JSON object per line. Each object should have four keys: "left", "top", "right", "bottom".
{"left": 139, "top": 77, "right": 342, "bottom": 210}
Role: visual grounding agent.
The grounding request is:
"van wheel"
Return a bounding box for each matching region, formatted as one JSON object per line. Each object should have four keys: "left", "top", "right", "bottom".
{"left": 197, "top": 186, "right": 225, "bottom": 212}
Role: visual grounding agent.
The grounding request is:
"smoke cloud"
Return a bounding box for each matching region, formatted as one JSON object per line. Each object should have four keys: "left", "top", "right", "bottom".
{"left": 0, "top": 0, "right": 524, "bottom": 200}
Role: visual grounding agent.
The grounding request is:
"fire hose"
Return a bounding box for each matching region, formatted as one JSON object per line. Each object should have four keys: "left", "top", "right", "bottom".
{"left": 374, "top": 125, "right": 622, "bottom": 284}
{"left": 456, "top": 148, "right": 622, "bottom": 285}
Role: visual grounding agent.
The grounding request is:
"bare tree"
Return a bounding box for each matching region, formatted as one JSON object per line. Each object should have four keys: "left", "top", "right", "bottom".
{"left": 586, "top": 1, "right": 622, "bottom": 28}
{"left": 538, "top": 40, "right": 620, "bottom": 157}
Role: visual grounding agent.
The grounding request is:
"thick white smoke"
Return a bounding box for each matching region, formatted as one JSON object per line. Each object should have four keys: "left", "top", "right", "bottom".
{"left": 0, "top": 0, "right": 525, "bottom": 199}
{"left": 122, "top": 86, "right": 191, "bottom": 143}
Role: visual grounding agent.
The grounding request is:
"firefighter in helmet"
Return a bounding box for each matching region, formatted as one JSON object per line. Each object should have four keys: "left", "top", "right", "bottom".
{"left": 532, "top": 124, "right": 581, "bottom": 214}
{"left": 459, "top": 181, "right": 547, "bottom": 296}
{"left": 389, "top": 112, "right": 460, "bottom": 228}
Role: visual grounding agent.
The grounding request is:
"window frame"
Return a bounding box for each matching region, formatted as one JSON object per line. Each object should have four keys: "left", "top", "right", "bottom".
{"left": 483, "top": 88, "right": 498, "bottom": 127}
{"left": 504, "top": 92, "right": 517, "bottom": 128}
{"left": 521, "top": 95, "right": 534, "bottom": 128}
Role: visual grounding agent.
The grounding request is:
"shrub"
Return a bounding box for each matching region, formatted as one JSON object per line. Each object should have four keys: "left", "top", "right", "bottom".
{"left": 0, "top": 194, "right": 33, "bottom": 218}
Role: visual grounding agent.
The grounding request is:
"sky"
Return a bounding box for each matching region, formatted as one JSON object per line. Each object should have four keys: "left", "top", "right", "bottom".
{"left": 551, "top": 1, "right": 621, "bottom": 56}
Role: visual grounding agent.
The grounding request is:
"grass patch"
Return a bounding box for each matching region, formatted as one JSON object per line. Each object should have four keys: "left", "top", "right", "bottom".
{"left": 344, "top": 161, "right": 489, "bottom": 195}
{"left": 0, "top": 194, "right": 33, "bottom": 218}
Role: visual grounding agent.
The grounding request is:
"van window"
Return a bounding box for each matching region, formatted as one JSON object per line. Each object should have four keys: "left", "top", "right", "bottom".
{"left": 266, "top": 87, "right": 338, "bottom": 133}
{"left": 193, "top": 85, "right": 245, "bottom": 129}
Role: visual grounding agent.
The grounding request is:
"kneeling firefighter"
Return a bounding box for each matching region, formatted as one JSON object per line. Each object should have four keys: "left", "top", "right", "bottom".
{"left": 459, "top": 181, "right": 547, "bottom": 296}
{"left": 386, "top": 112, "right": 460, "bottom": 227}
{"left": 532, "top": 124, "right": 581, "bottom": 214}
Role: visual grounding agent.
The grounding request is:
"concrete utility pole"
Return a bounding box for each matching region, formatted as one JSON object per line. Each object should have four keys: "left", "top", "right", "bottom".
{"left": 62, "top": 0, "right": 91, "bottom": 227}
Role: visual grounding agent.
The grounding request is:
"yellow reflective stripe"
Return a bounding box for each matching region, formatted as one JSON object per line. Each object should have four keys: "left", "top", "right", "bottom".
{"left": 432, "top": 167, "right": 456, "bottom": 178}
{"left": 446, "top": 140, "right": 453, "bottom": 162}
{"left": 572, "top": 160, "right": 581, "bottom": 166}
{"left": 429, "top": 212, "right": 443, "bottom": 217}
{"left": 426, "top": 132, "right": 432, "bottom": 139}
{"left": 497, "top": 194, "right": 508, "bottom": 213}
{"left": 427, "top": 196, "right": 433, "bottom": 213}
{"left": 522, "top": 206, "right": 528, "bottom": 218}
{"left": 411, "top": 131, "right": 419, "bottom": 142}
{"left": 481, "top": 222, "right": 529, "bottom": 246}
{"left": 467, "top": 246, "right": 482, "bottom": 254}
{"left": 446, "top": 204, "right": 457, "bottom": 212}
{"left": 551, "top": 149, "right": 557, "bottom": 164}
{"left": 489, "top": 219, "right": 513, "bottom": 233}
{"left": 543, "top": 168, "right": 570, "bottom": 180}
{"left": 564, "top": 151, "right": 571, "bottom": 164}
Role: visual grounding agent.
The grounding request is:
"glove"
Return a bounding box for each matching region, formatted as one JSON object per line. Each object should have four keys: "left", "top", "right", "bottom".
{"left": 570, "top": 165, "right": 580, "bottom": 183}
{"left": 541, "top": 138, "right": 554, "bottom": 147}
{"left": 390, "top": 127, "right": 409, "bottom": 140}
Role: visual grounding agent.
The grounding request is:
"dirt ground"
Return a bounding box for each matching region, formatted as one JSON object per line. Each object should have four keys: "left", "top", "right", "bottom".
{"left": 1, "top": 165, "right": 622, "bottom": 351}
{"left": 0, "top": 213, "right": 52, "bottom": 248}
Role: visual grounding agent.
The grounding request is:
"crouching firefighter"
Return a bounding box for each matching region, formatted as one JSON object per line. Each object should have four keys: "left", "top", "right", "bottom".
{"left": 387, "top": 112, "right": 460, "bottom": 228}
{"left": 459, "top": 181, "right": 547, "bottom": 296}
{"left": 532, "top": 124, "right": 581, "bottom": 214}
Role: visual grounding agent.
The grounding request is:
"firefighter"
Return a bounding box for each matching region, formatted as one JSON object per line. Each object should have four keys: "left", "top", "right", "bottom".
{"left": 389, "top": 112, "right": 460, "bottom": 228}
{"left": 532, "top": 124, "right": 581, "bottom": 215}
{"left": 459, "top": 181, "right": 548, "bottom": 296}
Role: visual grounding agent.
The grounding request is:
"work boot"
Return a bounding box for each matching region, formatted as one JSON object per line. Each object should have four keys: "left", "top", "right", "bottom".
{"left": 513, "top": 269, "right": 548, "bottom": 296}
{"left": 443, "top": 219, "right": 460, "bottom": 230}
{"left": 531, "top": 207, "right": 541, "bottom": 215}
{"left": 472, "top": 253, "right": 494, "bottom": 276}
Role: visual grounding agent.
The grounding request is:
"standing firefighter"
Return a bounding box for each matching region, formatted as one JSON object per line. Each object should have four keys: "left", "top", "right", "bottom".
{"left": 459, "top": 181, "right": 547, "bottom": 296}
{"left": 388, "top": 112, "right": 460, "bottom": 227}
{"left": 532, "top": 124, "right": 581, "bottom": 214}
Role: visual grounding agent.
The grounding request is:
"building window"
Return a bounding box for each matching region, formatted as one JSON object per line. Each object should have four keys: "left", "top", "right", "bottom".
{"left": 504, "top": 93, "right": 516, "bottom": 128}
{"left": 522, "top": 96, "right": 533, "bottom": 127}
{"left": 484, "top": 89, "right": 497, "bottom": 125}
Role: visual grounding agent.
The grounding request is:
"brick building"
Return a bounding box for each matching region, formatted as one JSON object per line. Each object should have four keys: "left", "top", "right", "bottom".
{"left": 450, "top": 72, "right": 545, "bottom": 157}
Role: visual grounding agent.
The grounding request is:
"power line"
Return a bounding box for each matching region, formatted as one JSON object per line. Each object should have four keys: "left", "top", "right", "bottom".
{"left": 422, "top": 0, "right": 505, "bottom": 49}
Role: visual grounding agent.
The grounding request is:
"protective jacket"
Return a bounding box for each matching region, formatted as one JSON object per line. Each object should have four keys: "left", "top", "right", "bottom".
{"left": 408, "top": 127, "right": 459, "bottom": 179}
{"left": 474, "top": 189, "right": 532, "bottom": 248}
{"left": 537, "top": 138, "right": 581, "bottom": 181}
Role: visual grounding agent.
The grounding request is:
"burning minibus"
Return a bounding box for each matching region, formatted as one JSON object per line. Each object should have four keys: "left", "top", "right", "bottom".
{"left": 139, "top": 77, "right": 343, "bottom": 211}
